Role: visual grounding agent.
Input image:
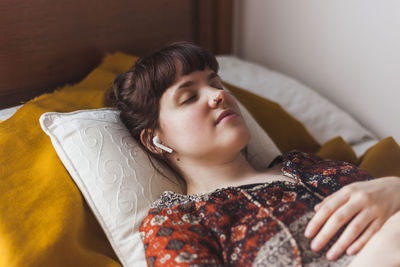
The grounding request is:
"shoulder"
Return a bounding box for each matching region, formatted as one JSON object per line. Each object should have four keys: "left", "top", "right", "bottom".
{"left": 140, "top": 190, "right": 211, "bottom": 230}
{"left": 139, "top": 193, "right": 224, "bottom": 266}
{"left": 139, "top": 192, "right": 197, "bottom": 237}
{"left": 281, "top": 150, "right": 374, "bottom": 195}
{"left": 281, "top": 150, "right": 372, "bottom": 179}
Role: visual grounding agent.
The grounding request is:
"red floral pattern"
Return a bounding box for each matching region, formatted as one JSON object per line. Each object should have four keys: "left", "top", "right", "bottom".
{"left": 139, "top": 151, "right": 373, "bottom": 266}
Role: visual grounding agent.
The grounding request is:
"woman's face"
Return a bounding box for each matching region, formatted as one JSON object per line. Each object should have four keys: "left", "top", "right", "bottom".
{"left": 156, "top": 64, "right": 251, "bottom": 163}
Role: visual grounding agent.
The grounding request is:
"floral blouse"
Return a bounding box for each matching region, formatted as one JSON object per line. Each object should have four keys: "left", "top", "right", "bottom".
{"left": 139, "top": 151, "right": 373, "bottom": 266}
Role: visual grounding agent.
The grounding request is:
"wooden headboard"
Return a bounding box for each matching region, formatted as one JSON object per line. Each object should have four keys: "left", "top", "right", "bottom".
{"left": 0, "top": 0, "right": 233, "bottom": 109}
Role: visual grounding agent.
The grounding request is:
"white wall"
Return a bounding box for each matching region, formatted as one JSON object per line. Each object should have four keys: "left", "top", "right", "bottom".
{"left": 233, "top": 0, "right": 400, "bottom": 144}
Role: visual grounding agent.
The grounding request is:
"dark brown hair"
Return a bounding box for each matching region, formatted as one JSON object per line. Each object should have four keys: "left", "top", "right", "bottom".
{"left": 104, "top": 41, "right": 219, "bottom": 186}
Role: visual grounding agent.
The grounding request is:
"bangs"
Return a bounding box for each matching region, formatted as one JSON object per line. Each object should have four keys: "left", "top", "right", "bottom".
{"left": 173, "top": 44, "right": 219, "bottom": 76}
{"left": 141, "top": 42, "right": 220, "bottom": 99}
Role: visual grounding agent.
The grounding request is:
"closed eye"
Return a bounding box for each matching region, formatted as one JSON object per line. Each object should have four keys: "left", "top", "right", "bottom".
{"left": 211, "top": 84, "right": 224, "bottom": 90}
{"left": 181, "top": 94, "right": 197, "bottom": 105}
{"left": 211, "top": 82, "right": 224, "bottom": 90}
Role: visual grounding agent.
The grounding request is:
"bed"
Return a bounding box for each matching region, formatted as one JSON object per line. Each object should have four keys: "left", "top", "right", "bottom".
{"left": 1, "top": 1, "right": 399, "bottom": 266}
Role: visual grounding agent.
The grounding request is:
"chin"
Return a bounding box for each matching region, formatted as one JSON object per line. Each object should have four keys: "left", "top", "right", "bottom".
{"left": 225, "top": 126, "right": 251, "bottom": 152}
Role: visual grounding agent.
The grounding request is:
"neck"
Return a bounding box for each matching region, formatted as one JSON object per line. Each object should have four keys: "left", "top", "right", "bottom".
{"left": 176, "top": 152, "right": 261, "bottom": 195}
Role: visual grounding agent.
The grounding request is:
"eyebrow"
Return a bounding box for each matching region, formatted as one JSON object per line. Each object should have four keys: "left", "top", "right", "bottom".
{"left": 177, "top": 72, "right": 220, "bottom": 90}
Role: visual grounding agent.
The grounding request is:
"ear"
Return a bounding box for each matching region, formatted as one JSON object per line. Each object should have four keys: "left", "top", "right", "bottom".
{"left": 140, "top": 129, "right": 162, "bottom": 154}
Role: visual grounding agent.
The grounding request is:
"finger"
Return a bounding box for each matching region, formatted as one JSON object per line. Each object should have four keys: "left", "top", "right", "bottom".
{"left": 310, "top": 200, "right": 362, "bottom": 252}
{"left": 314, "top": 202, "right": 322, "bottom": 211}
{"left": 346, "top": 219, "right": 383, "bottom": 256}
{"left": 305, "top": 193, "right": 349, "bottom": 239}
{"left": 325, "top": 210, "right": 373, "bottom": 261}
{"left": 314, "top": 192, "right": 335, "bottom": 211}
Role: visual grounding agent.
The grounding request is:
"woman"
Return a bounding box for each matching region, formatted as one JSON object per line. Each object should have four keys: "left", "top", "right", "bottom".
{"left": 108, "top": 42, "right": 400, "bottom": 266}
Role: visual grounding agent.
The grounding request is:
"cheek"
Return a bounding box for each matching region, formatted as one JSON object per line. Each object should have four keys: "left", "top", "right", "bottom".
{"left": 160, "top": 108, "right": 208, "bottom": 140}
{"left": 180, "top": 111, "right": 206, "bottom": 132}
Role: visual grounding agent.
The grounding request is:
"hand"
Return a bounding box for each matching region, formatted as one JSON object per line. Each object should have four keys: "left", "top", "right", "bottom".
{"left": 348, "top": 211, "right": 400, "bottom": 267}
{"left": 304, "top": 176, "right": 400, "bottom": 261}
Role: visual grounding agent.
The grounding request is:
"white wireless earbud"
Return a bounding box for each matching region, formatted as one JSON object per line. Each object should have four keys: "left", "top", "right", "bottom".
{"left": 152, "top": 136, "right": 173, "bottom": 153}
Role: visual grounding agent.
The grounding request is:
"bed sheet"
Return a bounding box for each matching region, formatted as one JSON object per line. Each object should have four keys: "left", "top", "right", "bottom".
{"left": 0, "top": 104, "right": 23, "bottom": 121}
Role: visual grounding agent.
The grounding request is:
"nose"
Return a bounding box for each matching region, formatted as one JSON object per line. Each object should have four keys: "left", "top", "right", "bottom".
{"left": 209, "top": 89, "right": 225, "bottom": 108}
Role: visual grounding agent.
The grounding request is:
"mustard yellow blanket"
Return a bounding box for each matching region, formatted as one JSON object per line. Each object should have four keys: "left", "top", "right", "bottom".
{"left": 0, "top": 53, "right": 134, "bottom": 267}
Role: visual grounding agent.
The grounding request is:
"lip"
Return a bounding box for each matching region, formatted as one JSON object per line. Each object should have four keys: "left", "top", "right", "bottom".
{"left": 215, "top": 109, "right": 237, "bottom": 125}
